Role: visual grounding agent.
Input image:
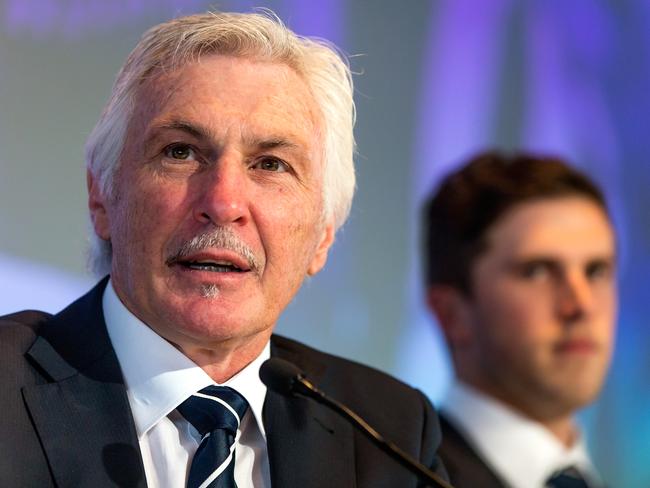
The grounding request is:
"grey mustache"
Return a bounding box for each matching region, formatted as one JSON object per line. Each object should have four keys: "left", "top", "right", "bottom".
{"left": 167, "top": 227, "right": 262, "bottom": 274}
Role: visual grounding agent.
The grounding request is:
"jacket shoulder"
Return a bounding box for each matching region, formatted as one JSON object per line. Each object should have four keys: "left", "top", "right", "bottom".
{"left": 0, "top": 310, "right": 52, "bottom": 352}
{"left": 271, "top": 334, "right": 424, "bottom": 400}
{"left": 271, "top": 334, "right": 402, "bottom": 382}
{"left": 270, "top": 334, "right": 447, "bottom": 480}
{"left": 0, "top": 309, "right": 52, "bottom": 384}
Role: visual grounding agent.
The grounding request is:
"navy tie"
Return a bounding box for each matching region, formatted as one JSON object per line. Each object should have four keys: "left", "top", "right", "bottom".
{"left": 177, "top": 386, "right": 249, "bottom": 488}
{"left": 546, "top": 466, "right": 591, "bottom": 488}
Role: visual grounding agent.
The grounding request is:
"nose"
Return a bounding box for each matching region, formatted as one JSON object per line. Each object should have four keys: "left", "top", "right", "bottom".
{"left": 193, "top": 153, "right": 249, "bottom": 227}
{"left": 556, "top": 270, "right": 594, "bottom": 322}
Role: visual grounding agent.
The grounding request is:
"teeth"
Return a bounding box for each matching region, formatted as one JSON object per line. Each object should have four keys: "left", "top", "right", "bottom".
{"left": 193, "top": 260, "right": 241, "bottom": 270}
{"left": 184, "top": 260, "right": 243, "bottom": 272}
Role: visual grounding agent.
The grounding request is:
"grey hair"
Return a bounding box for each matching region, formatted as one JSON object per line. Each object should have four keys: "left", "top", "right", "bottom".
{"left": 86, "top": 10, "right": 356, "bottom": 276}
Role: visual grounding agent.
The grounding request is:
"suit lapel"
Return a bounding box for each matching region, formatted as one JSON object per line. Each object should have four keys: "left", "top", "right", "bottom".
{"left": 264, "top": 336, "right": 356, "bottom": 488}
{"left": 439, "top": 414, "right": 507, "bottom": 488}
{"left": 23, "top": 370, "right": 147, "bottom": 487}
{"left": 23, "top": 279, "right": 147, "bottom": 487}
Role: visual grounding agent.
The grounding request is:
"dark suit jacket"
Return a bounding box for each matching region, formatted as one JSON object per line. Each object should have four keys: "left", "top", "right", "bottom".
{"left": 0, "top": 279, "right": 447, "bottom": 487}
{"left": 438, "top": 414, "right": 506, "bottom": 488}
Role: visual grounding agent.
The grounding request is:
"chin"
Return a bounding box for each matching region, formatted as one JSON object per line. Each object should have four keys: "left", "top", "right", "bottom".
{"left": 545, "top": 381, "right": 603, "bottom": 412}
{"left": 172, "top": 316, "right": 248, "bottom": 344}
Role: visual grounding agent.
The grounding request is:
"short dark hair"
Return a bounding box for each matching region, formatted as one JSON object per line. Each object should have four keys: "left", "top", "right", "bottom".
{"left": 422, "top": 151, "right": 609, "bottom": 293}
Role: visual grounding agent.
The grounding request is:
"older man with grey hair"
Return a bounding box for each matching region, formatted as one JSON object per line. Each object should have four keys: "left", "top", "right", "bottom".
{"left": 0, "top": 11, "right": 447, "bottom": 488}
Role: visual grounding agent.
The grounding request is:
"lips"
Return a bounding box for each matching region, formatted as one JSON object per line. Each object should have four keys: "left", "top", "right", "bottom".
{"left": 168, "top": 251, "right": 253, "bottom": 274}
{"left": 182, "top": 260, "right": 245, "bottom": 272}
{"left": 554, "top": 339, "right": 598, "bottom": 354}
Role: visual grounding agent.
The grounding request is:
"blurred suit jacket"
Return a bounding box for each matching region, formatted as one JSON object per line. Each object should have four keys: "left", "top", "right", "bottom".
{"left": 0, "top": 278, "right": 447, "bottom": 487}
{"left": 438, "top": 414, "right": 506, "bottom": 488}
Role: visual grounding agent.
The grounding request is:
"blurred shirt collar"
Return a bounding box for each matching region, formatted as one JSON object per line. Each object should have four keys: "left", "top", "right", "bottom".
{"left": 441, "top": 380, "right": 601, "bottom": 488}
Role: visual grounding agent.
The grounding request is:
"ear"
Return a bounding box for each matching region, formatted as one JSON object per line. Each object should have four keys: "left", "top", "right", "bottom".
{"left": 307, "top": 221, "right": 335, "bottom": 276}
{"left": 87, "top": 169, "right": 111, "bottom": 240}
{"left": 426, "top": 285, "right": 475, "bottom": 349}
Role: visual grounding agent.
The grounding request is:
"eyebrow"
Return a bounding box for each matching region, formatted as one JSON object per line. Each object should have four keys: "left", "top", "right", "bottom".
{"left": 247, "top": 137, "right": 301, "bottom": 151}
{"left": 146, "top": 120, "right": 212, "bottom": 144}
{"left": 509, "top": 253, "right": 617, "bottom": 266}
{"left": 588, "top": 255, "right": 617, "bottom": 266}
{"left": 145, "top": 119, "right": 303, "bottom": 152}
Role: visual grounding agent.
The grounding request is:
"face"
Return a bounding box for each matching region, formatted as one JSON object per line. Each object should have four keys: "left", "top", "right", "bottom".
{"left": 89, "top": 55, "right": 334, "bottom": 354}
{"left": 451, "top": 197, "right": 617, "bottom": 419}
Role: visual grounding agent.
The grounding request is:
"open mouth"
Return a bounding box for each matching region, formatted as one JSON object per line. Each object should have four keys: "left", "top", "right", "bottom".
{"left": 178, "top": 259, "right": 248, "bottom": 273}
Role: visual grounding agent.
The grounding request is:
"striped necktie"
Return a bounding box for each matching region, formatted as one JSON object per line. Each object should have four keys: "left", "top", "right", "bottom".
{"left": 177, "top": 386, "right": 249, "bottom": 488}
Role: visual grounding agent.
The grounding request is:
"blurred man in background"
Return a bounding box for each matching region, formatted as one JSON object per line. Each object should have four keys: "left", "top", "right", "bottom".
{"left": 423, "top": 152, "right": 617, "bottom": 488}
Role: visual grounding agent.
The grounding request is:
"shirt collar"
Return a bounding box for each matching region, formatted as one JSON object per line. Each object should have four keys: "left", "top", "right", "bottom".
{"left": 441, "top": 381, "right": 600, "bottom": 488}
{"left": 102, "top": 279, "right": 269, "bottom": 440}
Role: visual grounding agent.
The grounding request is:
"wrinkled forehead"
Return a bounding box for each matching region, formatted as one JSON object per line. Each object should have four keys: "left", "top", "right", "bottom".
{"left": 125, "top": 54, "right": 324, "bottom": 156}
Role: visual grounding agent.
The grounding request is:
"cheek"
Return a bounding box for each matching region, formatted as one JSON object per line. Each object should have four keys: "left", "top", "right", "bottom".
{"left": 262, "top": 187, "right": 323, "bottom": 243}
{"left": 595, "top": 282, "right": 617, "bottom": 316}
{"left": 594, "top": 287, "right": 617, "bottom": 344}
{"left": 269, "top": 219, "right": 320, "bottom": 269}
{"left": 475, "top": 283, "right": 553, "bottom": 351}
{"left": 112, "top": 182, "right": 183, "bottom": 255}
{"left": 477, "top": 283, "right": 533, "bottom": 329}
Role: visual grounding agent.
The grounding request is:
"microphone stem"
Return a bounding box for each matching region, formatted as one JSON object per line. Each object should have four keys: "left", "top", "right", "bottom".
{"left": 295, "top": 378, "right": 454, "bottom": 488}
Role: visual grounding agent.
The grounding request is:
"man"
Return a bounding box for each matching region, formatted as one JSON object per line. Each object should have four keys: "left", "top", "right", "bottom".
{"left": 0, "top": 11, "right": 447, "bottom": 488}
{"left": 422, "top": 152, "right": 617, "bottom": 488}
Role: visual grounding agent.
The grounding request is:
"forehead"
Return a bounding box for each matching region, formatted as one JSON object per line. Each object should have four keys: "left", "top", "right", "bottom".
{"left": 129, "top": 54, "right": 321, "bottom": 148}
{"left": 484, "top": 196, "right": 615, "bottom": 260}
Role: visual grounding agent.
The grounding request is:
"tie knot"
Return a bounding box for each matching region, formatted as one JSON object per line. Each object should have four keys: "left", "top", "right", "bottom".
{"left": 177, "top": 386, "right": 249, "bottom": 437}
{"left": 546, "top": 466, "right": 591, "bottom": 488}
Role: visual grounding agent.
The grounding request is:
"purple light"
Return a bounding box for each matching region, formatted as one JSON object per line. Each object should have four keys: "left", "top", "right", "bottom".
{"left": 3, "top": 0, "right": 206, "bottom": 39}
{"left": 411, "top": 0, "right": 512, "bottom": 201}
{"left": 281, "top": 0, "right": 344, "bottom": 45}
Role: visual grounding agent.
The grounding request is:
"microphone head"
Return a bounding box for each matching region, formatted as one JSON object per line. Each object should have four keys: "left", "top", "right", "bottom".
{"left": 259, "top": 358, "right": 304, "bottom": 396}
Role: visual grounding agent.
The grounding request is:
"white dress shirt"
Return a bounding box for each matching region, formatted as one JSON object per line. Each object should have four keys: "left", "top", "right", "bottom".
{"left": 441, "top": 381, "right": 602, "bottom": 488}
{"left": 103, "top": 280, "right": 271, "bottom": 488}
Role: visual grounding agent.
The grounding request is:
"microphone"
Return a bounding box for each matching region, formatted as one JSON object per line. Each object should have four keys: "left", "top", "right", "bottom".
{"left": 260, "top": 358, "right": 454, "bottom": 488}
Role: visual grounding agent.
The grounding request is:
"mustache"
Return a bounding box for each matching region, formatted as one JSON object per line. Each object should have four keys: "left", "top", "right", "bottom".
{"left": 166, "top": 227, "right": 262, "bottom": 274}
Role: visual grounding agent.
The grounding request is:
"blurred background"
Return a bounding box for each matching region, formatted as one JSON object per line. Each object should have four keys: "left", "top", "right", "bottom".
{"left": 1, "top": 0, "right": 648, "bottom": 485}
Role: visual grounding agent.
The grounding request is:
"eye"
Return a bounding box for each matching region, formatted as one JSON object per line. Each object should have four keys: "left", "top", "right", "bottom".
{"left": 163, "top": 143, "right": 198, "bottom": 162}
{"left": 585, "top": 260, "right": 613, "bottom": 281}
{"left": 252, "top": 157, "right": 289, "bottom": 173}
{"left": 516, "top": 260, "right": 553, "bottom": 280}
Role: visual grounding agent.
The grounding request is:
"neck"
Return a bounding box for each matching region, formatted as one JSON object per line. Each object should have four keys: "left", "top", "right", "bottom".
{"left": 457, "top": 376, "right": 579, "bottom": 448}
{"left": 175, "top": 333, "right": 269, "bottom": 384}
{"left": 539, "top": 416, "right": 578, "bottom": 447}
